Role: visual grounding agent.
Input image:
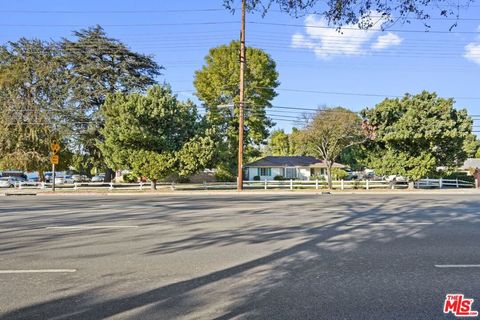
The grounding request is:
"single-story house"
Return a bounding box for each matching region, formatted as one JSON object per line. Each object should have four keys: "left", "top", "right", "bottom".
{"left": 244, "top": 156, "right": 346, "bottom": 181}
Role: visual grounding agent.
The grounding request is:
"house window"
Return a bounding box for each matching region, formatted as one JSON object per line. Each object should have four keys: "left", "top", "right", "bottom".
{"left": 259, "top": 168, "right": 271, "bottom": 176}
{"left": 285, "top": 167, "right": 296, "bottom": 179}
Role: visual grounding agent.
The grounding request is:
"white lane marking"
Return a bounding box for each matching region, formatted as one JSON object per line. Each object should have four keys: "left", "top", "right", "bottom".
{"left": 435, "top": 265, "right": 480, "bottom": 268}
{"left": 0, "top": 269, "right": 76, "bottom": 274}
{"left": 348, "top": 222, "right": 434, "bottom": 226}
{"left": 45, "top": 225, "right": 139, "bottom": 229}
{"left": 99, "top": 204, "right": 158, "bottom": 209}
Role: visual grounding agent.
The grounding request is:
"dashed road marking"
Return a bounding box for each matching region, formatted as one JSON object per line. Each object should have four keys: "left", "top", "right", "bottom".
{"left": 435, "top": 264, "right": 480, "bottom": 268}
{"left": 45, "top": 225, "right": 139, "bottom": 229}
{"left": 0, "top": 269, "right": 77, "bottom": 274}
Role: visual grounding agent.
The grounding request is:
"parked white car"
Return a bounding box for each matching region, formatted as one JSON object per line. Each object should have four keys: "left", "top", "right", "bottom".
{"left": 0, "top": 176, "right": 25, "bottom": 188}
{"left": 91, "top": 174, "right": 105, "bottom": 182}
{"left": 385, "top": 175, "right": 407, "bottom": 182}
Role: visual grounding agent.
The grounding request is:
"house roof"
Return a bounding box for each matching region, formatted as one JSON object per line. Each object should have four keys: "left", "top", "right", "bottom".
{"left": 461, "top": 158, "right": 480, "bottom": 169}
{"left": 245, "top": 156, "right": 345, "bottom": 168}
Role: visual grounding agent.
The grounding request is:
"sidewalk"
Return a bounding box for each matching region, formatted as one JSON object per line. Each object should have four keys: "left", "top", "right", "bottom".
{"left": 2, "top": 188, "right": 480, "bottom": 197}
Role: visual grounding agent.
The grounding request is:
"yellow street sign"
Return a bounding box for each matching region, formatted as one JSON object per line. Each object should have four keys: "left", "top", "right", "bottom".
{"left": 51, "top": 142, "right": 60, "bottom": 154}
{"left": 51, "top": 155, "right": 59, "bottom": 165}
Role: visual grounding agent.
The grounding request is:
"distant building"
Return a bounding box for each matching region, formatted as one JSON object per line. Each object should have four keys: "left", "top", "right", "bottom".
{"left": 244, "top": 156, "right": 345, "bottom": 181}
{"left": 460, "top": 158, "right": 480, "bottom": 171}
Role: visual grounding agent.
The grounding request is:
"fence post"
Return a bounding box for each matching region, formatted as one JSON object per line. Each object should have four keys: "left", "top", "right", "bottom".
{"left": 264, "top": 179, "right": 267, "bottom": 190}
{"left": 366, "top": 179, "right": 369, "bottom": 190}
{"left": 315, "top": 179, "right": 318, "bottom": 190}
{"left": 139, "top": 181, "right": 143, "bottom": 190}
{"left": 41, "top": 181, "right": 45, "bottom": 189}
{"left": 391, "top": 182, "right": 395, "bottom": 190}
{"left": 18, "top": 182, "right": 22, "bottom": 190}
{"left": 74, "top": 182, "right": 78, "bottom": 191}
{"left": 341, "top": 179, "right": 344, "bottom": 190}
{"left": 439, "top": 178, "right": 443, "bottom": 189}
{"left": 109, "top": 182, "right": 114, "bottom": 190}
{"left": 203, "top": 181, "right": 207, "bottom": 190}
{"left": 456, "top": 178, "right": 459, "bottom": 188}
{"left": 290, "top": 179, "right": 293, "bottom": 190}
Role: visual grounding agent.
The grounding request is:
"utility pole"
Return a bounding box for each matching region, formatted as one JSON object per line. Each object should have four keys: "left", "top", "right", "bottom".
{"left": 237, "top": 0, "right": 246, "bottom": 191}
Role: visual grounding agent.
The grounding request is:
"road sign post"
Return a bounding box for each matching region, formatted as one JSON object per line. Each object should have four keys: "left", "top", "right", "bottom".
{"left": 52, "top": 163, "right": 56, "bottom": 192}
{"left": 51, "top": 141, "right": 60, "bottom": 192}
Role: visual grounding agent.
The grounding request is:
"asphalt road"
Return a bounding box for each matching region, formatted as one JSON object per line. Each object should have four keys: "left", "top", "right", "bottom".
{"left": 0, "top": 193, "right": 479, "bottom": 320}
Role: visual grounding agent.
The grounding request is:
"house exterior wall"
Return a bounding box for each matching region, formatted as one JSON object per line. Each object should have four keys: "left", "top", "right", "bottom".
{"left": 297, "top": 167, "right": 311, "bottom": 180}
{"left": 310, "top": 168, "right": 327, "bottom": 178}
{"left": 246, "top": 167, "right": 283, "bottom": 180}
{"left": 246, "top": 167, "right": 316, "bottom": 180}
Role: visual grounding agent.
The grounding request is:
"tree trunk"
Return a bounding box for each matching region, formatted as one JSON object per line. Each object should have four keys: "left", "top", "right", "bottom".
{"left": 326, "top": 163, "right": 333, "bottom": 189}
{"left": 151, "top": 179, "right": 157, "bottom": 190}
{"left": 103, "top": 168, "right": 115, "bottom": 182}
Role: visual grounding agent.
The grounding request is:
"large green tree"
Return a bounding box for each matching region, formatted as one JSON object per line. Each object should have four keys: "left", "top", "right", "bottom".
{"left": 463, "top": 134, "right": 480, "bottom": 158}
{"left": 224, "top": 0, "right": 472, "bottom": 27}
{"left": 62, "top": 25, "right": 162, "bottom": 180}
{"left": 0, "top": 38, "right": 71, "bottom": 176}
{"left": 98, "top": 85, "right": 216, "bottom": 189}
{"left": 362, "top": 91, "right": 472, "bottom": 182}
{"left": 265, "top": 129, "right": 290, "bottom": 156}
{"left": 296, "top": 107, "right": 368, "bottom": 188}
{"left": 337, "top": 145, "right": 368, "bottom": 171}
{"left": 194, "top": 41, "right": 279, "bottom": 178}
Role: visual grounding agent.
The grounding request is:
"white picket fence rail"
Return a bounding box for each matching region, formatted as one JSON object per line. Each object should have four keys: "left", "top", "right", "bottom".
{"left": 15, "top": 181, "right": 154, "bottom": 191}
{"left": 10, "top": 177, "right": 475, "bottom": 191}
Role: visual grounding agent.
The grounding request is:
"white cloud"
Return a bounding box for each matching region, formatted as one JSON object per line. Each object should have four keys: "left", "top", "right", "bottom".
{"left": 371, "top": 32, "right": 403, "bottom": 50}
{"left": 464, "top": 27, "right": 480, "bottom": 65}
{"left": 464, "top": 43, "right": 480, "bottom": 64}
{"left": 291, "top": 14, "right": 403, "bottom": 59}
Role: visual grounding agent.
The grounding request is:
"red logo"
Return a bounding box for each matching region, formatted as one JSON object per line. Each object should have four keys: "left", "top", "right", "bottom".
{"left": 444, "top": 294, "right": 478, "bottom": 317}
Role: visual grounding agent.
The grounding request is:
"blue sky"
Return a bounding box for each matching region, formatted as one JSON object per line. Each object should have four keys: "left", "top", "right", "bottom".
{"left": 1, "top": 0, "right": 480, "bottom": 133}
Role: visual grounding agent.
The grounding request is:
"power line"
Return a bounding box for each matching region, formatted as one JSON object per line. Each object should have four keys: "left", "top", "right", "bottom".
{"left": 259, "top": 87, "right": 480, "bottom": 101}
{"left": 2, "top": 20, "right": 478, "bottom": 34}
{"left": 249, "top": 21, "right": 480, "bottom": 34}
{"left": 0, "top": 8, "right": 227, "bottom": 14}
{"left": 0, "top": 21, "right": 238, "bottom": 28}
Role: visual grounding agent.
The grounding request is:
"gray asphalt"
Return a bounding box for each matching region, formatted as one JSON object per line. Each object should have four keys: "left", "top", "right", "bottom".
{"left": 0, "top": 194, "right": 479, "bottom": 319}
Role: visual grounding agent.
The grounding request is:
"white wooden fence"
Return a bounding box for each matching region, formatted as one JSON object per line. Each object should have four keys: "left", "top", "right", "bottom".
{"left": 243, "top": 179, "right": 408, "bottom": 190}
{"left": 12, "top": 177, "right": 475, "bottom": 191}
{"left": 415, "top": 178, "right": 474, "bottom": 189}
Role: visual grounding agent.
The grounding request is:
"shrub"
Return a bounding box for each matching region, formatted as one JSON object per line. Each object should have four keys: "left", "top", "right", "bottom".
{"left": 214, "top": 167, "right": 236, "bottom": 182}
{"left": 253, "top": 175, "right": 261, "bottom": 181}
{"left": 310, "top": 174, "right": 325, "bottom": 181}
{"left": 332, "top": 168, "right": 349, "bottom": 180}
{"left": 273, "top": 175, "right": 284, "bottom": 181}
{"left": 177, "top": 176, "right": 191, "bottom": 183}
{"left": 443, "top": 172, "right": 475, "bottom": 183}
{"left": 122, "top": 173, "right": 137, "bottom": 183}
